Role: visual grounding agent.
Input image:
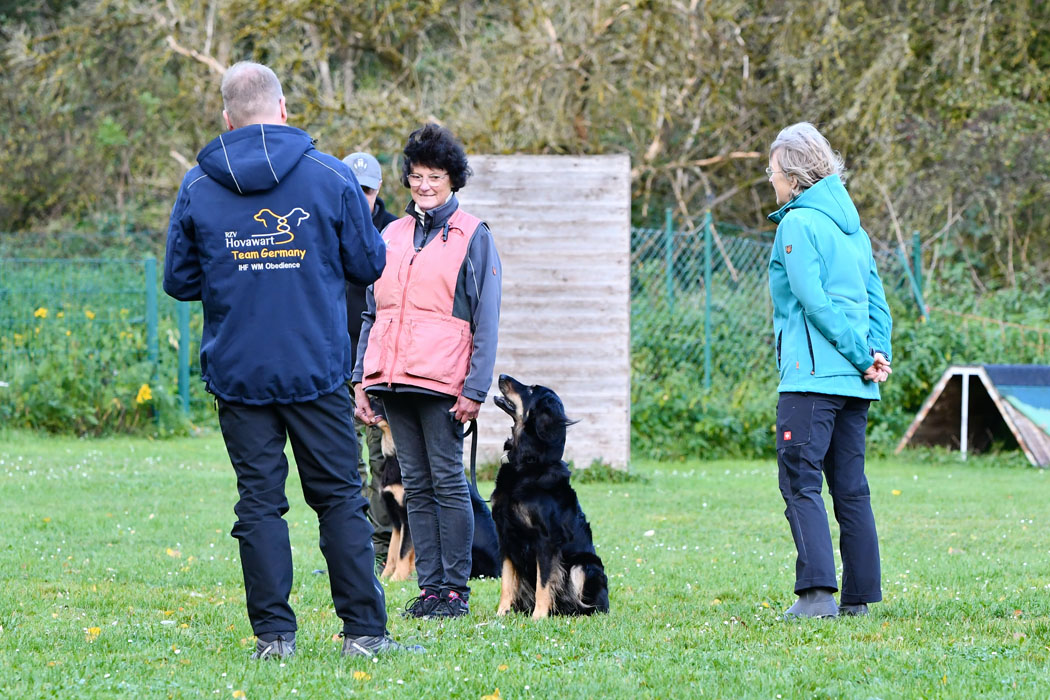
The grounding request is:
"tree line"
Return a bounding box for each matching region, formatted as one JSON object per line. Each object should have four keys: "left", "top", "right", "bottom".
{"left": 3, "top": 0, "right": 1049, "bottom": 286}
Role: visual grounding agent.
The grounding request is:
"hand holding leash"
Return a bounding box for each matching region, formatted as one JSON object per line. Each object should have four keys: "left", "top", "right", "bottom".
{"left": 353, "top": 384, "right": 380, "bottom": 425}
{"left": 450, "top": 395, "right": 481, "bottom": 424}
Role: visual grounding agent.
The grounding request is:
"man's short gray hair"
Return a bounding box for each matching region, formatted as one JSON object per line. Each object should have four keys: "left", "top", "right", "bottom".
{"left": 770, "top": 122, "right": 846, "bottom": 195}
{"left": 221, "top": 61, "right": 283, "bottom": 128}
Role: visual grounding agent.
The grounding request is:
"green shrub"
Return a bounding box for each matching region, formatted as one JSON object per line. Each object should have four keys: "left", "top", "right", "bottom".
{"left": 631, "top": 283, "right": 1050, "bottom": 462}
{"left": 0, "top": 260, "right": 206, "bottom": 437}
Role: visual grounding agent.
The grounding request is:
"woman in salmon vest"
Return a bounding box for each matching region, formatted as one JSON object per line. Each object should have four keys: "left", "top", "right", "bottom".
{"left": 353, "top": 124, "right": 502, "bottom": 619}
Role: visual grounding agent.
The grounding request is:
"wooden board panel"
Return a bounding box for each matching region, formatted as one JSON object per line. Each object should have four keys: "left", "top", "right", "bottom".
{"left": 457, "top": 154, "right": 631, "bottom": 469}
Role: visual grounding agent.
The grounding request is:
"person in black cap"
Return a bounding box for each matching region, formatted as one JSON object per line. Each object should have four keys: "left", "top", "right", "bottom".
{"left": 341, "top": 151, "right": 398, "bottom": 567}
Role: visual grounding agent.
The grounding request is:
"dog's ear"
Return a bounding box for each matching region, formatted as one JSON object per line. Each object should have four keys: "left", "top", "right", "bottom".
{"left": 531, "top": 394, "right": 571, "bottom": 443}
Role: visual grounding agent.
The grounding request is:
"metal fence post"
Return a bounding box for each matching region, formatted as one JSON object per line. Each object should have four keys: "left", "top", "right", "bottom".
{"left": 912, "top": 230, "right": 923, "bottom": 300}
{"left": 703, "top": 210, "right": 713, "bottom": 390}
{"left": 177, "top": 301, "right": 190, "bottom": 414}
{"left": 145, "top": 257, "right": 158, "bottom": 372}
{"left": 664, "top": 208, "right": 674, "bottom": 309}
{"left": 897, "top": 243, "right": 927, "bottom": 322}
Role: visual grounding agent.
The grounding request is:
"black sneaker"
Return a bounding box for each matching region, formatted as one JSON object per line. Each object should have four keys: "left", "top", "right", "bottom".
{"left": 250, "top": 633, "right": 296, "bottom": 660}
{"left": 402, "top": 590, "right": 441, "bottom": 618}
{"left": 431, "top": 590, "right": 470, "bottom": 618}
{"left": 341, "top": 634, "right": 425, "bottom": 657}
{"left": 839, "top": 603, "right": 869, "bottom": 616}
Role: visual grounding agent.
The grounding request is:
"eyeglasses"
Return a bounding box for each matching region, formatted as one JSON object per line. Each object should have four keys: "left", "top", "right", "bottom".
{"left": 765, "top": 167, "right": 784, "bottom": 177}
{"left": 407, "top": 172, "right": 449, "bottom": 187}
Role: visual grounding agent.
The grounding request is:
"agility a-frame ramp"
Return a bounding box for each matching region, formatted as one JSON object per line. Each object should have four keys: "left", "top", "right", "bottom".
{"left": 896, "top": 364, "right": 1050, "bottom": 467}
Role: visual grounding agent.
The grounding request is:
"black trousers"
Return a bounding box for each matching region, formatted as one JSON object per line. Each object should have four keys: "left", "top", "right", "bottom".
{"left": 217, "top": 386, "right": 387, "bottom": 637}
{"left": 776, "top": 392, "right": 882, "bottom": 604}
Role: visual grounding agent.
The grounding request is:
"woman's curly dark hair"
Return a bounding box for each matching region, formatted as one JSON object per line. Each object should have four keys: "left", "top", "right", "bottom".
{"left": 400, "top": 123, "right": 472, "bottom": 191}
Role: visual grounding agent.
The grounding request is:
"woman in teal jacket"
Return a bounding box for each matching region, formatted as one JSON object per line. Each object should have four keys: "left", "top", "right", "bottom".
{"left": 766, "top": 122, "right": 892, "bottom": 619}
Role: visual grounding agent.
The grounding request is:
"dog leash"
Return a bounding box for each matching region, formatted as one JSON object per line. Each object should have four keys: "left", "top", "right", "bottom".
{"left": 464, "top": 418, "right": 480, "bottom": 492}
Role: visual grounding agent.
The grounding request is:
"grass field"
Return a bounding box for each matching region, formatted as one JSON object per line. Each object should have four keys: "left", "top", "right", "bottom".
{"left": 1, "top": 429, "right": 1048, "bottom": 699}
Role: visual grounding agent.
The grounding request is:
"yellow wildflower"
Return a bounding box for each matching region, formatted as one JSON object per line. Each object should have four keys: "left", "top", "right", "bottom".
{"left": 57, "top": 311, "right": 64, "bottom": 318}
{"left": 85, "top": 626, "right": 101, "bottom": 641}
{"left": 34, "top": 307, "right": 47, "bottom": 318}
{"left": 353, "top": 671, "right": 371, "bottom": 681}
{"left": 84, "top": 309, "right": 96, "bottom": 320}
{"left": 481, "top": 690, "right": 501, "bottom": 700}
{"left": 136, "top": 384, "right": 153, "bottom": 404}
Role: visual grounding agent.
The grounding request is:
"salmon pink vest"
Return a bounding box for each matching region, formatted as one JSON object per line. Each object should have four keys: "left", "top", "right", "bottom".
{"left": 361, "top": 208, "right": 481, "bottom": 397}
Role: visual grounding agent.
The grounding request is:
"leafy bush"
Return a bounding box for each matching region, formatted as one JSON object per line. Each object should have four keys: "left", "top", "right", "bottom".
{"left": 0, "top": 260, "right": 206, "bottom": 437}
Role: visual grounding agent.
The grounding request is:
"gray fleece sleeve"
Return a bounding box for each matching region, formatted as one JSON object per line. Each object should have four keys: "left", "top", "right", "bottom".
{"left": 351, "top": 285, "right": 376, "bottom": 384}
{"left": 461, "top": 223, "right": 502, "bottom": 402}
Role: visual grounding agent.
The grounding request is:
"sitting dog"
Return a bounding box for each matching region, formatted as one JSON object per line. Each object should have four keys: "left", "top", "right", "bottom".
{"left": 491, "top": 374, "right": 609, "bottom": 619}
{"left": 375, "top": 418, "right": 501, "bottom": 581}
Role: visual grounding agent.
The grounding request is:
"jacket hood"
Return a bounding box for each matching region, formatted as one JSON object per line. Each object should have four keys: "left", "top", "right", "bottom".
{"left": 766, "top": 174, "right": 860, "bottom": 234}
{"left": 197, "top": 124, "right": 313, "bottom": 195}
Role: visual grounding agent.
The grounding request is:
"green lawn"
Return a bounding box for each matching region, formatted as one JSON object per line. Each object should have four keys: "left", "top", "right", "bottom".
{"left": 1, "top": 430, "right": 1047, "bottom": 699}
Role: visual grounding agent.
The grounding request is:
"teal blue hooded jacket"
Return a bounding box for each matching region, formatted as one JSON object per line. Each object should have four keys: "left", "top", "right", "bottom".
{"left": 767, "top": 174, "right": 892, "bottom": 399}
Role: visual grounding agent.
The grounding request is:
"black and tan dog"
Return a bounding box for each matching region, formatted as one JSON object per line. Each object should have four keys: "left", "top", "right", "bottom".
{"left": 491, "top": 374, "right": 609, "bottom": 619}
{"left": 374, "top": 418, "right": 501, "bottom": 582}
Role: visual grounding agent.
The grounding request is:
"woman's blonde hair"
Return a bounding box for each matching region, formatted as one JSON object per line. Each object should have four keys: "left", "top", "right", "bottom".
{"left": 770, "top": 122, "right": 846, "bottom": 196}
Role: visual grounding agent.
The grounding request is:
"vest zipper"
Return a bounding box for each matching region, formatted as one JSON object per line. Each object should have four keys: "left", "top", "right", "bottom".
{"left": 384, "top": 213, "right": 457, "bottom": 387}
{"left": 387, "top": 248, "right": 417, "bottom": 387}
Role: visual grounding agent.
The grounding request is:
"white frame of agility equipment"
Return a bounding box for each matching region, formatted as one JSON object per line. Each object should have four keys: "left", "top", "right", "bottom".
{"left": 896, "top": 365, "right": 1050, "bottom": 467}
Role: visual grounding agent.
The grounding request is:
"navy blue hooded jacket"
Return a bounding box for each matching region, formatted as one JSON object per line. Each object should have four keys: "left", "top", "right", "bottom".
{"left": 164, "top": 124, "right": 386, "bottom": 404}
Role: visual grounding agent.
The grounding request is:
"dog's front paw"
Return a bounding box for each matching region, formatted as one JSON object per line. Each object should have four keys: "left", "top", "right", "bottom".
{"left": 495, "top": 604, "right": 511, "bottom": 616}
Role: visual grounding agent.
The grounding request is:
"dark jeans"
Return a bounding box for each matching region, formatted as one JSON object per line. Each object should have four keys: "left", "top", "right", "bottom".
{"left": 381, "top": 392, "right": 473, "bottom": 598}
{"left": 776, "top": 392, "right": 882, "bottom": 605}
{"left": 217, "top": 386, "right": 387, "bottom": 637}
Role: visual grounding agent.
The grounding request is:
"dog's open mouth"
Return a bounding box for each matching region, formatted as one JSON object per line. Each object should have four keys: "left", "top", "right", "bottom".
{"left": 493, "top": 395, "right": 515, "bottom": 415}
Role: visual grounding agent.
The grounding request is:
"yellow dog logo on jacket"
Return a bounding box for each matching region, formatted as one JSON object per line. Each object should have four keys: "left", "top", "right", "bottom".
{"left": 252, "top": 207, "right": 311, "bottom": 245}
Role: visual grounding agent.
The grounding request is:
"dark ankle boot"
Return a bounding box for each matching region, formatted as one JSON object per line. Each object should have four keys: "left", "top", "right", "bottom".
{"left": 839, "top": 602, "right": 869, "bottom": 616}
{"left": 784, "top": 587, "right": 838, "bottom": 619}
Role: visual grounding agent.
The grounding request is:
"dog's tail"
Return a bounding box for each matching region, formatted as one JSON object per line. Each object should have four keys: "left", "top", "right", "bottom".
{"left": 581, "top": 563, "right": 610, "bottom": 614}
{"left": 567, "top": 552, "right": 609, "bottom": 614}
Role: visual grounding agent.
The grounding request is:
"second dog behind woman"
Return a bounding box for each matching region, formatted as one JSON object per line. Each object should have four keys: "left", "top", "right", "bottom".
{"left": 353, "top": 123, "right": 502, "bottom": 619}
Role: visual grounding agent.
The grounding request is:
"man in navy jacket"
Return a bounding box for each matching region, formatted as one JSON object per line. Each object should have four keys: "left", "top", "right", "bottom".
{"left": 164, "top": 61, "right": 419, "bottom": 660}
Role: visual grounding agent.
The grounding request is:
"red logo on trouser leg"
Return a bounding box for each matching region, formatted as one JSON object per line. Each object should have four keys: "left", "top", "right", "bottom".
{"left": 783, "top": 431, "right": 792, "bottom": 441}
